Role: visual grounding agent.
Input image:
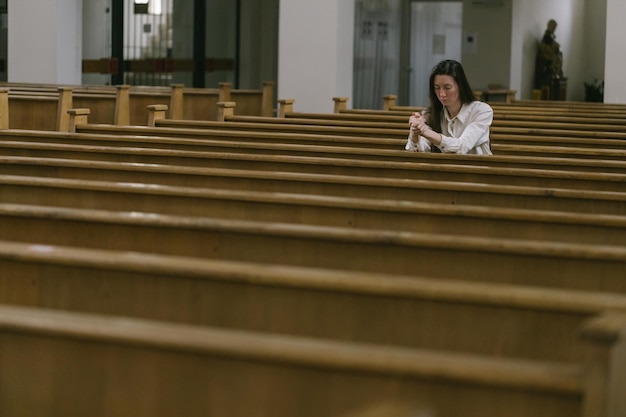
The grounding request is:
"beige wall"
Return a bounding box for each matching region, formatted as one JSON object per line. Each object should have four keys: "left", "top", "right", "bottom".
{"left": 461, "top": 0, "right": 512, "bottom": 94}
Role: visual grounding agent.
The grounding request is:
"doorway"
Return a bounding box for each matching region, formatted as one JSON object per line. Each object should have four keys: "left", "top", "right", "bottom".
{"left": 408, "top": 1, "right": 462, "bottom": 107}
{"left": 81, "top": 0, "right": 239, "bottom": 88}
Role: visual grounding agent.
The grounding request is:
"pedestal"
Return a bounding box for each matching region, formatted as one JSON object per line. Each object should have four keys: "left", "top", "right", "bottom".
{"left": 540, "top": 78, "right": 567, "bottom": 100}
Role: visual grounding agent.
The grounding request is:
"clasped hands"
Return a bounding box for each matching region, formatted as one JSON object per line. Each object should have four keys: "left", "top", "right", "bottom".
{"left": 409, "top": 112, "right": 430, "bottom": 137}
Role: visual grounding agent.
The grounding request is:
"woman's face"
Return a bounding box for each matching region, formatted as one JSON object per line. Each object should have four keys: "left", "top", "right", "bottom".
{"left": 433, "top": 74, "right": 460, "bottom": 108}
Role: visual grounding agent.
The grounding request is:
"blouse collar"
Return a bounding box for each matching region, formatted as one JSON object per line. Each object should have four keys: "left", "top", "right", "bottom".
{"left": 444, "top": 102, "right": 471, "bottom": 123}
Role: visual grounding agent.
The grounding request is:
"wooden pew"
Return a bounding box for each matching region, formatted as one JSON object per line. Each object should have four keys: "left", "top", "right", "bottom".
{"left": 500, "top": 100, "right": 626, "bottom": 110}
{"left": 3, "top": 139, "right": 626, "bottom": 192}
{"left": 381, "top": 94, "right": 626, "bottom": 116}
{"left": 2, "top": 95, "right": 620, "bottom": 416}
{"left": 153, "top": 116, "right": 407, "bottom": 139}
{"left": 3, "top": 302, "right": 620, "bottom": 417}
{"left": 3, "top": 238, "right": 626, "bottom": 366}
{"left": 9, "top": 121, "right": 623, "bottom": 172}
{"left": 5, "top": 128, "right": 626, "bottom": 174}
{"left": 252, "top": 100, "right": 626, "bottom": 131}
{"left": 160, "top": 107, "right": 626, "bottom": 142}
{"left": 6, "top": 129, "right": 626, "bottom": 191}
{"left": 4, "top": 156, "right": 626, "bottom": 215}
{"left": 1, "top": 85, "right": 127, "bottom": 130}
{"left": 0, "top": 81, "right": 275, "bottom": 130}
{"left": 9, "top": 95, "right": 606, "bottom": 154}
{"left": 104, "top": 119, "right": 626, "bottom": 160}
{"left": 4, "top": 174, "right": 626, "bottom": 245}
{"left": 1, "top": 202, "right": 626, "bottom": 289}
{"left": 285, "top": 107, "right": 626, "bottom": 130}
{"left": 287, "top": 113, "right": 626, "bottom": 142}
{"left": 150, "top": 107, "right": 626, "bottom": 148}
{"left": 2, "top": 89, "right": 620, "bottom": 414}
{"left": 299, "top": 98, "right": 626, "bottom": 136}
{"left": 493, "top": 144, "right": 626, "bottom": 161}
{"left": 244, "top": 110, "right": 626, "bottom": 149}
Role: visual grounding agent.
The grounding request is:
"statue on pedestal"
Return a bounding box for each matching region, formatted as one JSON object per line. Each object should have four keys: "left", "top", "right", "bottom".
{"left": 534, "top": 19, "right": 566, "bottom": 98}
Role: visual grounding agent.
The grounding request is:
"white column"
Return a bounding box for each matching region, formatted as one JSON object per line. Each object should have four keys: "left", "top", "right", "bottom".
{"left": 604, "top": 0, "right": 626, "bottom": 104}
{"left": 8, "top": 0, "right": 82, "bottom": 84}
{"left": 278, "top": 0, "right": 354, "bottom": 113}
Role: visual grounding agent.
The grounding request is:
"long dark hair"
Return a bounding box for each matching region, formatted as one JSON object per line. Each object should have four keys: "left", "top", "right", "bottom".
{"left": 425, "top": 60, "right": 476, "bottom": 133}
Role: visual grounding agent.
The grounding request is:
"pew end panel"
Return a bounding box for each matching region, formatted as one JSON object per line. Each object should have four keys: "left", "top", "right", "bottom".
{"left": 580, "top": 312, "right": 626, "bottom": 417}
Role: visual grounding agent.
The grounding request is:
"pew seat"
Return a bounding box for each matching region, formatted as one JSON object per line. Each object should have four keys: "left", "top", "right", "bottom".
{"left": 3, "top": 139, "right": 626, "bottom": 192}
{"left": 4, "top": 128, "right": 626, "bottom": 173}
{"left": 3, "top": 156, "right": 626, "bottom": 215}
{"left": 3, "top": 174, "right": 626, "bottom": 245}
{"left": 1, "top": 203, "right": 626, "bottom": 290}
{"left": 2, "top": 239, "right": 626, "bottom": 365}
{"left": 3, "top": 303, "right": 613, "bottom": 417}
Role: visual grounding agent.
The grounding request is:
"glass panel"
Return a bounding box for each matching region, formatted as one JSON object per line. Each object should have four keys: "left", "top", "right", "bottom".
{"left": 353, "top": 0, "right": 402, "bottom": 110}
{"left": 204, "top": 0, "right": 237, "bottom": 87}
{"left": 409, "top": 1, "right": 462, "bottom": 107}
{"left": 82, "top": 0, "right": 113, "bottom": 85}
{"left": 171, "top": 0, "right": 237, "bottom": 88}
{"left": 82, "top": 0, "right": 239, "bottom": 88}
{"left": 124, "top": 0, "right": 173, "bottom": 86}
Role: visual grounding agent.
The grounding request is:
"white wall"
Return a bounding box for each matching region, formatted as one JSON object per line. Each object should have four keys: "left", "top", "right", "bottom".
{"left": 278, "top": 0, "right": 354, "bottom": 113}
{"left": 8, "top": 0, "right": 82, "bottom": 84}
{"left": 604, "top": 0, "right": 626, "bottom": 104}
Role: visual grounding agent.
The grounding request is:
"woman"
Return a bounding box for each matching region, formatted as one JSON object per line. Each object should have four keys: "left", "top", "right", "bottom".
{"left": 405, "top": 60, "right": 493, "bottom": 154}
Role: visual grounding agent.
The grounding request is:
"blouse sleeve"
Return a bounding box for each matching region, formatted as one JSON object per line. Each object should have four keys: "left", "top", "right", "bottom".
{"left": 439, "top": 102, "right": 493, "bottom": 154}
{"left": 405, "top": 134, "right": 432, "bottom": 152}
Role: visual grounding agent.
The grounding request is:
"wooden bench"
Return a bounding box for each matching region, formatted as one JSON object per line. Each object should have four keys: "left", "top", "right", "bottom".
{"left": 2, "top": 238, "right": 626, "bottom": 366}
{"left": 157, "top": 102, "right": 626, "bottom": 140}
{"left": 4, "top": 90, "right": 626, "bottom": 417}
{"left": 2, "top": 202, "right": 626, "bottom": 289}
{"left": 314, "top": 109, "right": 626, "bottom": 140}
{"left": 3, "top": 302, "right": 621, "bottom": 417}
{"left": 0, "top": 81, "right": 275, "bottom": 130}
{"left": 4, "top": 156, "right": 626, "bottom": 215}
{"left": 5, "top": 128, "right": 626, "bottom": 174}
{"left": 88, "top": 113, "right": 626, "bottom": 171}
{"left": 145, "top": 104, "right": 626, "bottom": 151}
{"left": 1, "top": 91, "right": 621, "bottom": 412}
{"left": 4, "top": 174, "right": 626, "bottom": 245}
{"left": 0, "top": 131, "right": 626, "bottom": 191}
{"left": 2, "top": 94, "right": 604, "bottom": 155}
{"left": 325, "top": 98, "right": 626, "bottom": 136}
{"left": 266, "top": 100, "right": 626, "bottom": 130}
{"left": 381, "top": 94, "right": 626, "bottom": 116}
{"left": 493, "top": 144, "right": 626, "bottom": 161}
{"left": 502, "top": 99, "right": 626, "bottom": 110}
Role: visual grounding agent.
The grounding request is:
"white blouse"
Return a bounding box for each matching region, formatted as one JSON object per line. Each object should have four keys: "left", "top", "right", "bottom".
{"left": 405, "top": 101, "right": 493, "bottom": 155}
